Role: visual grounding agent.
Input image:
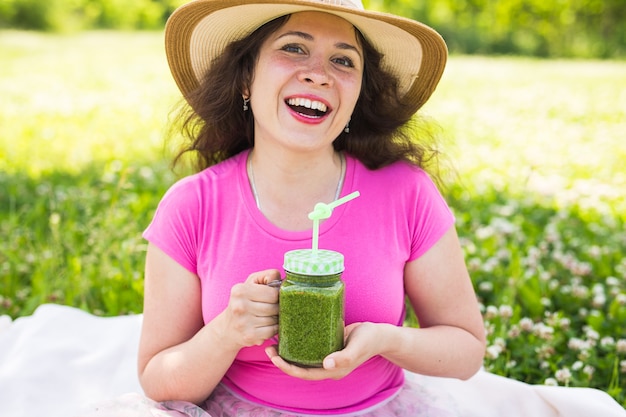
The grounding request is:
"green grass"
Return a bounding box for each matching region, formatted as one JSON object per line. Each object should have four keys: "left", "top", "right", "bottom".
{"left": 1, "top": 31, "right": 625, "bottom": 406}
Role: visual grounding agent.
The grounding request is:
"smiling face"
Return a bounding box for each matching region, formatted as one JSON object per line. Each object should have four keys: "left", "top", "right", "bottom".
{"left": 248, "top": 11, "right": 364, "bottom": 152}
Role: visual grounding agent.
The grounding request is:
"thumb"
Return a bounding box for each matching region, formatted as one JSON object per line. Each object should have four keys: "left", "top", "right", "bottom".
{"left": 322, "top": 347, "right": 352, "bottom": 370}
{"left": 323, "top": 355, "right": 337, "bottom": 370}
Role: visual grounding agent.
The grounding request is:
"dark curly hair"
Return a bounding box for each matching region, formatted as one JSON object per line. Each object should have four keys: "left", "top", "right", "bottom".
{"left": 170, "top": 14, "right": 444, "bottom": 180}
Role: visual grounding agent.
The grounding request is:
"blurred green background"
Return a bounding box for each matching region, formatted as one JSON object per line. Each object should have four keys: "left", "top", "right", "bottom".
{"left": 1, "top": 0, "right": 626, "bottom": 405}
{"left": 1, "top": 0, "right": 624, "bottom": 58}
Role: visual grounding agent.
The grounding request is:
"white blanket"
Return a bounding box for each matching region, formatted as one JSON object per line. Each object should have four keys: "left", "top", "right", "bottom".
{"left": 0, "top": 304, "right": 624, "bottom": 417}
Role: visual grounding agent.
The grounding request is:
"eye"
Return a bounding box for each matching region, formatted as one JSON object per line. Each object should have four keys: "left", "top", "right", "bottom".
{"left": 332, "top": 56, "right": 355, "bottom": 68}
{"left": 281, "top": 44, "right": 305, "bottom": 54}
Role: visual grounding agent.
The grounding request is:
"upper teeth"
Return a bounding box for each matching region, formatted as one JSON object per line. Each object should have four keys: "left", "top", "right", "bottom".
{"left": 287, "top": 98, "right": 328, "bottom": 113}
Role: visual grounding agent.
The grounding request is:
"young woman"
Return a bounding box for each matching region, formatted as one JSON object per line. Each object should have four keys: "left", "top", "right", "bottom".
{"left": 138, "top": 1, "right": 485, "bottom": 415}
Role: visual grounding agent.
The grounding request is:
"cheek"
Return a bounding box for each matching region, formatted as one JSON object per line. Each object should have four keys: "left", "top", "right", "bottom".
{"left": 340, "top": 76, "right": 362, "bottom": 107}
{"left": 262, "top": 54, "right": 299, "bottom": 77}
{"left": 251, "top": 57, "right": 296, "bottom": 96}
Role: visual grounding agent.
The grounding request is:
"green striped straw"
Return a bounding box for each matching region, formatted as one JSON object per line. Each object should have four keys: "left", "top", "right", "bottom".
{"left": 308, "top": 191, "right": 360, "bottom": 254}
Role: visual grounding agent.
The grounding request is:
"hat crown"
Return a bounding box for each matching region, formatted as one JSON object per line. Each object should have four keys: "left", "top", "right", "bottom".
{"left": 166, "top": 0, "right": 447, "bottom": 116}
{"left": 313, "top": 0, "right": 364, "bottom": 10}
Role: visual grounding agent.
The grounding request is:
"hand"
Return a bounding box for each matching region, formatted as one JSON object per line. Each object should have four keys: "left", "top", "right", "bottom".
{"left": 221, "top": 269, "right": 281, "bottom": 349}
{"left": 265, "top": 322, "right": 379, "bottom": 381}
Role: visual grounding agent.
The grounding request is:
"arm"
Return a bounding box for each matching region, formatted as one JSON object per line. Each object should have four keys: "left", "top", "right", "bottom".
{"left": 266, "top": 227, "right": 485, "bottom": 380}
{"left": 381, "top": 225, "right": 486, "bottom": 378}
{"left": 138, "top": 243, "right": 280, "bottom": 404}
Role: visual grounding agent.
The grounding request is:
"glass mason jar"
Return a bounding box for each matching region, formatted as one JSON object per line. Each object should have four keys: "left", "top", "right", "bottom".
{"left": 278, "top": 249, "right": 345, "bottom": 367}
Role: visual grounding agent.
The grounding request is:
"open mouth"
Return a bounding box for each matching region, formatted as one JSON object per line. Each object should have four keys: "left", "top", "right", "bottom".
{"left": 286, "top": 98, "right": 329, "bottom": 118}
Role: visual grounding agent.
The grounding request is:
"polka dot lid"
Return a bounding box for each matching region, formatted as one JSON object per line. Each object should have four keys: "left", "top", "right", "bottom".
{"left": 283, "top": 249, "right": 345, "bottom": 276}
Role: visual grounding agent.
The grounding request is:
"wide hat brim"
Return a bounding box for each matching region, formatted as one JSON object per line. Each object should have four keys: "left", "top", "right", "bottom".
{"left": 165, "top": 0, "right": 447, "bottom": 115}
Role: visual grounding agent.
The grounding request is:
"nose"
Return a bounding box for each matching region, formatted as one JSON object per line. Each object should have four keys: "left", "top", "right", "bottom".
{"left": 299, "top": 57, "right": 332, "bottom": 86}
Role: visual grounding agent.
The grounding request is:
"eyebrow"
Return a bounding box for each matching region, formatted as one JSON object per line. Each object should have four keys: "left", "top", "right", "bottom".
{"left": 277, "top": 31, "right": 362, "bottom": 59}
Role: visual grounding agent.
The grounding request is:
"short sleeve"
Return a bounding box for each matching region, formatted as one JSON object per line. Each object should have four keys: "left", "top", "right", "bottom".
{"left": 142, "top": 176, "right": 202, "bottom": 274}
{"left": 408, "top": 170, "right": 455, "bottom": 262}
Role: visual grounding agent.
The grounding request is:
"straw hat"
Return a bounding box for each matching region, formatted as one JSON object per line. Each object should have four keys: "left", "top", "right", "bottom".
{"left": 165, "top": 0, "right": 447, "bottom": 115}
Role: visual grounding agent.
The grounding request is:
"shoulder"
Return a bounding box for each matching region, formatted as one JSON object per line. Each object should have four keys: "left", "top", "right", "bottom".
{"left": 350, "top": 155, "right": 439, "bottom": 195}
{"left": 160, "top": 152, "right": 245, "bottom": 203}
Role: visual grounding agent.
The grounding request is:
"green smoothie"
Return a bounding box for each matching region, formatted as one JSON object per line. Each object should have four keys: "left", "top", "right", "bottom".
{"left": 278, "top": 249, "right": 345, "bottom": 367}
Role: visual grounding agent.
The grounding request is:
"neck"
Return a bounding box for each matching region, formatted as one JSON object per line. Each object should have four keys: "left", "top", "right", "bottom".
{"left": 247, "top": 148, "right": 345, "bottom": 230}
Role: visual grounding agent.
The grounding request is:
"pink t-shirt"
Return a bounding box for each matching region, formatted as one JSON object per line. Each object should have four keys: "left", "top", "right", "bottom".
{"left": 143, "top": 149, "right": 454, "bottom": 415}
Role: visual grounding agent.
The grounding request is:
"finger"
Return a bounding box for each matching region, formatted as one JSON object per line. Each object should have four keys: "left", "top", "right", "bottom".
{"left": 265, "top": 348, "right": 341, "bottom": 381}
{"left": 243, "top": 323, "right": 279, "bottom": 347}
{"left": 250, "top": 286, "right": 280, "bottom": 306}
{"left": 246, "top": 269, "right": 281, "bottom": 285}
{"left": 254, "top": 314, "right": 279, "bottom": 329}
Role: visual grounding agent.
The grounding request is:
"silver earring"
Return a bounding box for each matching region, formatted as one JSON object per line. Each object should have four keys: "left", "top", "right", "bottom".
{"left": 344, "top": 119, "right": 350, "bottom": 133}
{"left": 243, "top": 97, "right": 250, "bottom": 111}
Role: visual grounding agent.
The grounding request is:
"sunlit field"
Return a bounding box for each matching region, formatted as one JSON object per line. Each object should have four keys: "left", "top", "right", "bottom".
{"left": 1, "top": 30, "right": 625, "bottom": 406}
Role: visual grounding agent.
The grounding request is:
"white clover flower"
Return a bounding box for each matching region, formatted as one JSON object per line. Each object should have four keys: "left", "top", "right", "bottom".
{"left": 572, "top": 285, "right": 590, "bottom": 299}
{"left": 485, "top": 305, "right": 499, "bottom": 320}
{"left": 486, "top": 344, "right": 502, "bottom": 360}
{"left": 534, "top": 323, "right": 554, "bottom": 340}
{"left": 481, "top": 258, "right": 499, "bottom": 273}
{"left": 568, "top": 337, "right": 591, "bottom": 351}
{"left": 572, "top": 361, "right": 584, "bottom": 371}
{"left": 508, "top": 325, "right": 521, "bottom": 339}
{"left": 592, "top": 295, "right": 606, "bottom": 308}
{"left": 478, "top": 281, "right": 494, "bottom": 292}
{"left": 555, "top": 368, "right": 572, "bottom": 383}
{"left": 494, "top": 337, "right": 507, "bottom": 349}
{"left": 544, "top": 312, "right": 558, "bottom": 326}
{"left": 578, "top": 349, "right": 591, "bottom": 361}
{"left": 621, "top": 360, "right": 626, "bottom": 374}
{"left": 139, "top": 166, "right": 154, "bottom": 180}
{"left": 499, "top": 305, "right": 513, "bottom": 319}
{"left": 467, "top": 258, "right": 482, "bottom": 272}
{"left": 491, "top": 218, "right": 518, "bottom": 235}
{"left": 592, "top": 283, "right": 605, "bottom": 294}
{"left": 496, "top": 249, "right": 511, "bottom": 260}
{"left": 559, "top": 317, "right": 571, "bottom": 330}
{"left": 573, "top": 262, "right": 592, "bottom": 276}
{"left": 606, "top": 276, "right": 619, "bottom": 287}
{"left": 476, "top": 226, "right": 494, "bottom": 240}
{"left": 519, "top": 317, "right": 534, "bottom": 332}
{"left": 544, "top": 378, "right": 558, "bottom": 386}
{"left": 583, "top": 365, "right": 595, "bottom": 376}
{"left": 526, "top": 246, "right": 541, "bottom": 261}
{"left": 585, "top": 328, "right": 600, "bottom": 341}
{"left": 616, "top": 339, "right": 626, "bottom": 354}
{"left": 601, "top": 337, "right": 616, "bottom": 348}
{"left": 540, "top": 271, "right": 552, "bottom": 282}
{"left": 616, "top": 293, "right": 626, "bottom": 306}
{"left": 536, "top": 345, "right": 555, "bottom": 359}
{"left": 588, "top": 245, "right": 602, "bottom": 258}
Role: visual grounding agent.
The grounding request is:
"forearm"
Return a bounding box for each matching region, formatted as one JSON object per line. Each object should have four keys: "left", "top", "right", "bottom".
{"left": 139, "top": 312, "right": 239, "bottom": 404}
{"left": 377, "top": 323, "right": 485, "bottom": 380}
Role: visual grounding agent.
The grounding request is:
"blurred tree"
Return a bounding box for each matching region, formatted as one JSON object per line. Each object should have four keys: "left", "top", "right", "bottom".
{"left": 0, "top": 0, "right": 623, "bottom": 58}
